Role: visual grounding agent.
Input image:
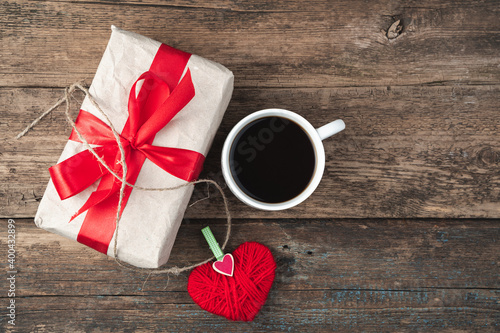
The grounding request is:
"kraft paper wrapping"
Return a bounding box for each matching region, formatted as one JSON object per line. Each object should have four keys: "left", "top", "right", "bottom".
{"left": 35, "top": 26, "right": 234, "bottom": 268}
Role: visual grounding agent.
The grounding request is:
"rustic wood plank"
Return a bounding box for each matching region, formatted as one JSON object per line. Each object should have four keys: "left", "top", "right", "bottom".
{"left": 7, "top": 218, "right": 500, "bottom": 293}
{"left": 1, "top": 0, "right": 499, "bottom": 88}
{"left": 0, "top": 218, "right": 498, "bottom": 331}
{"left": 22, "top": 0, "right": 500, "bottom": 12}
{"left": 4, "top": 292, "right": 499, "bottom": 332}
{"left": 2, "top": 85, "right": 499, "bottom": 218}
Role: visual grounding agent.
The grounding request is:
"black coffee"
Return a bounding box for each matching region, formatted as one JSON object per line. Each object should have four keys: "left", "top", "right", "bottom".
{"left": 229, "top": 116, "right": 316, "bottom": 203}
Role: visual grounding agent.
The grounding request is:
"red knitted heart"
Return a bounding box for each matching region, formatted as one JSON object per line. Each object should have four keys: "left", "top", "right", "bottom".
{"left": 188, "top": 241, "right": 276, "bottom": 321}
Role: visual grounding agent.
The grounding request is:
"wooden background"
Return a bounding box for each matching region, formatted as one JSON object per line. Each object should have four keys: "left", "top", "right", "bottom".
{"left": 1, "top": 0, "right": 499, "bottom": 331}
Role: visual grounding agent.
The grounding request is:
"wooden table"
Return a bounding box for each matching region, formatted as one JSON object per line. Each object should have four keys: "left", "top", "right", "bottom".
{"left": 1, "top": 0, "right": 499, "bottom": 331}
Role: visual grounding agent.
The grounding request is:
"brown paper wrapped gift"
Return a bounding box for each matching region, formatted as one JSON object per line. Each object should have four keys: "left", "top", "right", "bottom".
{"left": 35, "top": 26, "right": 234, "bottom": 268}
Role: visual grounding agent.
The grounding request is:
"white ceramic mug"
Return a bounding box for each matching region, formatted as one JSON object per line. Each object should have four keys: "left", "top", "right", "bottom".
{"left": 221, "top": 109, "right": 345, "bottom": 210}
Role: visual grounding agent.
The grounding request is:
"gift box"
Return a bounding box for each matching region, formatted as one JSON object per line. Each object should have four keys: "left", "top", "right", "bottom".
{"left": 35, "top": 26, "right": 234, "bottom": 268}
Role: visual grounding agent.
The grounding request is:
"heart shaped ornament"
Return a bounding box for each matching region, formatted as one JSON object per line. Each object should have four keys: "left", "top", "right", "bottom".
{"left": 188, "top": 227, "right": 276, "bottom": 321}
{"left": 212, "top": 253, "right": 234, "bottom": 277}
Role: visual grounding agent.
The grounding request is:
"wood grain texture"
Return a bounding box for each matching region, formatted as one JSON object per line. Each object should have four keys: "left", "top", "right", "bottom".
{"left": 1, "top": 0, "right": 499, "bottom": 88}
{"left": 1, "top": 0, "right": 499, "bottom": 331}
{"left": 0, "top": 218, "right": 498, "bottom": 332}
{"left": 2, "top": 85, "right": 499, "bottom": 218}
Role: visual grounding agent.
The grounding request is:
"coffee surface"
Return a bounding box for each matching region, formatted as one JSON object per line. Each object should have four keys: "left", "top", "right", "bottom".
{"left": 229, "top": 116, "right": 316, "bottom": 203}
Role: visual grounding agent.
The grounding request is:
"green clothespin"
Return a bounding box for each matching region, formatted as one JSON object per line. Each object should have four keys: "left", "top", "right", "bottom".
{"left": 202, "top": 226, "right": 234, "bottom": 277}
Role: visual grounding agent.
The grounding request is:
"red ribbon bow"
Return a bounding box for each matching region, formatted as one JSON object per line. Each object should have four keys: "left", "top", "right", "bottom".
{"left": 49, "top": 48, "right": 204, "bottom": 254}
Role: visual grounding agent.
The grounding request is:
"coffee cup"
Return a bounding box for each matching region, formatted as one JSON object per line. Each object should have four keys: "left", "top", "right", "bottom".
{"left": 221, "top": 109, "right": 345, "bottom": 210}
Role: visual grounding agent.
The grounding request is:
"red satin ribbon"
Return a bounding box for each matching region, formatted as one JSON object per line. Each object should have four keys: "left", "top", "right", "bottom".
{"left": 49, "top": 45, "right": 204, "bottom": 254}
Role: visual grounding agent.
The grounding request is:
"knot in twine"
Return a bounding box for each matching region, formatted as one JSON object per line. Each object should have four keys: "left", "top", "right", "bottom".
{"left": 16, "top": 82, "right": 232, "bottom": 275}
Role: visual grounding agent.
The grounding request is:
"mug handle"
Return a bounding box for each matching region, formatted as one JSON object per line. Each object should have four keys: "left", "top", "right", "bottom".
{"left": 316, "top": 119, "right": 345, "bottom": 140}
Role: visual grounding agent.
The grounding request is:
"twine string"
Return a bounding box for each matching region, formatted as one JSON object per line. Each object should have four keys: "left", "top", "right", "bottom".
{"left": 16, "top": 82, "right": 231, "bottom": 275}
